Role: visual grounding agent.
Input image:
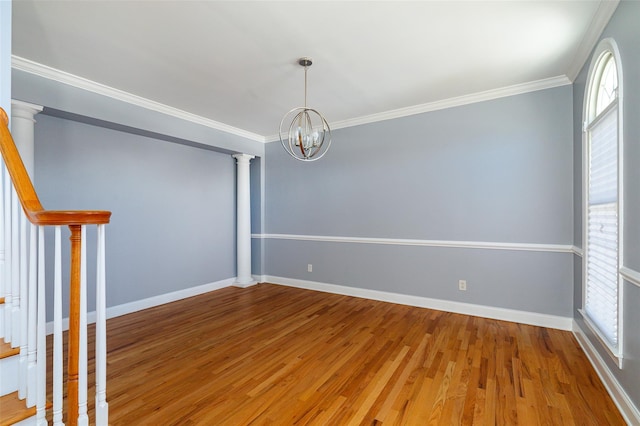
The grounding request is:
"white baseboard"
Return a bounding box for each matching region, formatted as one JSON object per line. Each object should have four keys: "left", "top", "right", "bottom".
{"left": 264, "top": 275, "right": 573, "bottom": 331}
{"left": 233, "top": 278, "right": 258, "bottom": 288}
{"left": 46, "top": 277, "right": 235, "bottom": 335}
{"left": 573, "top": 320, "right": 640, "bottom": 425}
{"left": 43, "top": 274, "right": 573, "bottom": 333}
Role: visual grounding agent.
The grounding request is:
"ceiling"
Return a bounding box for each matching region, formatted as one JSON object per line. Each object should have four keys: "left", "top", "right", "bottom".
{"left": 11, "top": 1, "right": 617, "bottom": 141}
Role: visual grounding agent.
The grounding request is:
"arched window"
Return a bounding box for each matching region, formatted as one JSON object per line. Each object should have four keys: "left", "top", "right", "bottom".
{"left": 582, "top": 38, "right": 623, "bottom": 364}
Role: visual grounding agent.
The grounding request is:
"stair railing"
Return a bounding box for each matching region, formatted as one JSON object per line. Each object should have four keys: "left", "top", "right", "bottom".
{"left": 0, "top": 107, "right": 111, "bottom": 426}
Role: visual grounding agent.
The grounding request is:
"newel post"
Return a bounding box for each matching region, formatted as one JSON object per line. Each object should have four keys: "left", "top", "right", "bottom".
{"left": 232, "top": 154, "right": 256, "bottom": 287}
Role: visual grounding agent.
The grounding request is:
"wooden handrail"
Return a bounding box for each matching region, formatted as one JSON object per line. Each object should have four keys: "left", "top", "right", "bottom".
{"left": 0, "top": 107, "right": 111, "bottom": 226}
{"left": 1, "top": 106, "right": 111, "bottom": 425}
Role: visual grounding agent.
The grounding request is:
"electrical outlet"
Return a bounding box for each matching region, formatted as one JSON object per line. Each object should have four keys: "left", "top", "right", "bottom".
{"left": 458, "top": 280, "right": 467, "bottom": 291}
{"left": 308, "top": 264, "right": 313, "bottom": 272}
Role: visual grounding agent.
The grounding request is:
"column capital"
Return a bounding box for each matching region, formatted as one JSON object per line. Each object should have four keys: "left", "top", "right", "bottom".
{"left": 10, "top": 99, "right": 41, "bottom": 179}
{"left": 232, "top": 153, "right": 255, "bottom": 163}
{"left": 11, "top": 99, "right": 43, "bottom": 123}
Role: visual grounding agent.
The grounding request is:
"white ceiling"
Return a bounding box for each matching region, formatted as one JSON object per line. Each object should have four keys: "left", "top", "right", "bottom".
{"left": 12, "top": 1, "right": 617, "bottom": 141}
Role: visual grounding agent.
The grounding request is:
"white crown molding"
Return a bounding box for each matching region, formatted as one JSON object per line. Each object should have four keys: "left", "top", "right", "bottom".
{"left": 565, "top": 0, "right": 620, "bottom": 81}
{"left": 13, "top": 54, "right": 578, "bottom": 146}
{"left": 14, "top": 55, "right": 572, "bottom": 145}
{"left": 11, "top": 55, "right": 266, "bottom": 143}
{"left": 265, "top": 75, "right": 571, "bottom": 142}
{"left": 266, "top": 275, "right": 573, "bottom": 331}
{"left": 253, "top": 233, "right": 574, "bottom": 254}
{"left": 620, "top": 266, "right": 640, "bottom": 288}
{"left": 573, "top": 319, "right": 640, "bottom": 425}
{"left": 330, "top": 76, "right": 572, "bottom": 131}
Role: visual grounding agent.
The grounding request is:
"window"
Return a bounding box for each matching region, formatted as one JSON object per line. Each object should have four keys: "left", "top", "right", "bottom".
{"left": 582, "top": 39, "right": 623, "bottom": 364}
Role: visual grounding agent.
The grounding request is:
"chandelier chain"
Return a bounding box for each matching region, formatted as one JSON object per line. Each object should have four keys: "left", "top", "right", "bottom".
{"left": 304, "top": 64, "right": 308, "bottom": 108}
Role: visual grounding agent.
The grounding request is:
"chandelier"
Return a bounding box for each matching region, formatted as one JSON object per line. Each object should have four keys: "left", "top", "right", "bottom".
{"left": 279, "top": 57, "right": 332, "bottom": 161}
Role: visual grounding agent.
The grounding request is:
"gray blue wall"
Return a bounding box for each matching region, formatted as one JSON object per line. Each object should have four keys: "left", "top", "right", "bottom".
{"left": 250, "top": 156, "right": 264, "bottom": 276}
{"left": 33, "top": 113, "right": 237, "bottom": 318}
{"left": 572, "top": 0, "right": 640, "bottom": 413}
{"left": 11, "top": 69, "right": 265, "bottom": 320}
{"left": 264, "top": 86, "right": 574, "bottom": 317}
{"left": 0, "top": 1, "right": 10, "bottom": 115}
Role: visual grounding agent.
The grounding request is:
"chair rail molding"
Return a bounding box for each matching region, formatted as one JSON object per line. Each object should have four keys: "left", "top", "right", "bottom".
{"left": 253, "top": 233, "right": 575, "bottom": 254}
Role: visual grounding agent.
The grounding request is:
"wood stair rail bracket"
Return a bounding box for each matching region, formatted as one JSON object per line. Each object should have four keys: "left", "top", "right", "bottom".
{"left": 0, "top": 107, "right": 111, "bottom": 426}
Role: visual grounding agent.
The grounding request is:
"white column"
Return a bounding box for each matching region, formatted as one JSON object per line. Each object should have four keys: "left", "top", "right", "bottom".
{"left": 11, "top": 100, "right": 43, "bottom": 179}
{"left": 232, "top": 154, "right": 256, "bottom": 287}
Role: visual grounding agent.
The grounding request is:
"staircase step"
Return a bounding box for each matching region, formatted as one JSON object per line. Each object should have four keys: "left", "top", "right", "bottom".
{"left": 0, "top": 338, "right": 19, "bottom": 359}
{"left": 0, "top": 392, "right": 36, "bottom": 426}
{"left": 0, "top": 338, "right": 20, "bottom": 397}
{"left": 0, "top": 339, "right": 19, "bottom": 360}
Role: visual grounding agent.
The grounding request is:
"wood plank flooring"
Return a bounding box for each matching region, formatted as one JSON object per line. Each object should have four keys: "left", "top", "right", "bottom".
{"left": 46, "top": 283, "right": 625, "bottom": 425}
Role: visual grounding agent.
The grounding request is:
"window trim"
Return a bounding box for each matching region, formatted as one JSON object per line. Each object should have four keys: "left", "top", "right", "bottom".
{"left": 581, "top": 38, "right": 624, "bottom": 367}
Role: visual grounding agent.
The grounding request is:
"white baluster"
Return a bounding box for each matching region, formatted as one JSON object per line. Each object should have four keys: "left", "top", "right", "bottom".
{"left": 10, "top": 187, "right": 19, "bottom": 345}
{"left": 0, "top": 162, "right": 5, "bottom": 340}
{"left": 26, "top": 222, "right": 37, "bottom": 407}
{"left": 36, "top": 226, "right": 46, "bottom": 426}
{"left": 9, "top": 186, "right": 20, "bottom": 348}
{"left": 95, "top": 224, "right": 108, "bottom": 425}
{"left": 2, "top": 166, "right": 11, "bottom": 341}
{"left": 78, "top": 225, "right": 88, "bottom": 426}
{"left": 53, "top": 226, "right": 64, "bottom": 426}
{"left": 18, "top": 211, "right": 27, "bottom": 399}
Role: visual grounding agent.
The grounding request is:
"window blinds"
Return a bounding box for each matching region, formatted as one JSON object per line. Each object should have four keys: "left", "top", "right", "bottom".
{"left": 586, "top": 105, "right": 619, "bottom": 349}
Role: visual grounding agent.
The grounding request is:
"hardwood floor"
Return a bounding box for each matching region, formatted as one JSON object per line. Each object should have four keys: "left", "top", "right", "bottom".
{"left": 47, "top": 283, "right": 625, "bottom": 425}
